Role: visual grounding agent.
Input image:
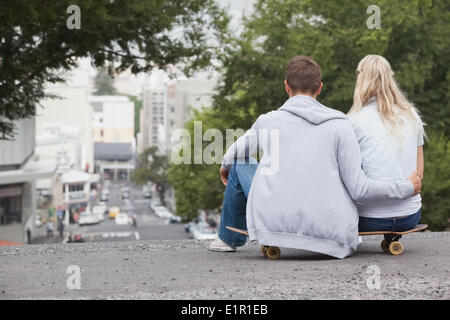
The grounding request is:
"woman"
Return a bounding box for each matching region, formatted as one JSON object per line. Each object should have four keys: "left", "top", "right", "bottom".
{"left": 348, "top": 55, "right": 425, "bottom": 232}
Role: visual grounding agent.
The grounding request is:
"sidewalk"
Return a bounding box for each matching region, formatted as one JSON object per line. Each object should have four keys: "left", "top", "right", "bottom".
{"left": 1, "top": 231, "right": 449, "bottom": 299}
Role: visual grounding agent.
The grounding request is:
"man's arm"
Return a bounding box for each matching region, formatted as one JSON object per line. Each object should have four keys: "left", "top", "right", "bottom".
{"left": 220, "top": 116, "right": 262, "bottom": 185}
{"left": 337, "top": 121, "right": 420, "bottom": 202}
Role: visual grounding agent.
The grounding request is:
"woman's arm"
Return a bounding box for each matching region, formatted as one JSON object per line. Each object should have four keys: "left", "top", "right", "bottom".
{"left": 417, "top": 146, "right": 424, "bottom": 179}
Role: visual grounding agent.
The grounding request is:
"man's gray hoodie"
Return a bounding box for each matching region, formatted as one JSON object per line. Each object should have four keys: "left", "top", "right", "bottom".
{"left": 222, "top": 95, "right": 414, "bottom": 258}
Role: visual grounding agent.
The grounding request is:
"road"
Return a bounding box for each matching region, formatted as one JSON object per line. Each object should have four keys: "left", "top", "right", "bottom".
{"left": 1, "top": 231, "right": 449, "bottom": 299}
{"left": 37, "top": 180, "right": 191, "bottom": 244}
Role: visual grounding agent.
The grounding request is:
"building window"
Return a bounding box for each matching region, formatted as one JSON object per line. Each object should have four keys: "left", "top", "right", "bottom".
{"left": 100, "top": 129, "right": 104, "bottom": 137}
{"left": 170, "top": 105, "right": 175, "bottom": 113}
{"left": 64, "top": 184, "right": 84, "bottom": 193}
{"left": 0, "top": 185, "right": 23, "bottom": 225}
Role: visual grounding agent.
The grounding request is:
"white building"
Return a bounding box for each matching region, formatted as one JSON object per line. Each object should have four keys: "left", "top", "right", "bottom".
{"left": 36, "top": 66, "right": 94, "bottom": 173}
{"left": 90, "top": 95, "right": 135, "bottom": 144}
{"left": 0, "top": 118, "right": 56, "bottom": 244}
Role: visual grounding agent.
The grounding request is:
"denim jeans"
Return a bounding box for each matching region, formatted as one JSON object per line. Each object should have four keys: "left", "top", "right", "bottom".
{"left": 358, "top": 209, "right": 422, "bottom": 232}
{"left": 218, "top": 158, "right": 258, "bottom": 247}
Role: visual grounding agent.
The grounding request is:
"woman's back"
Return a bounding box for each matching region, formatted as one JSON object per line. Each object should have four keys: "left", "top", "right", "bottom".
{"left": 349, "top": 100, "right": 424, "bottom": 218}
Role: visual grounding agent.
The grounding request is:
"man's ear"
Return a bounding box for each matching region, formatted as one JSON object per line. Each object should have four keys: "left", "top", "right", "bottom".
{"left": 316, "top": 82, "right": 323, "bottom": 96}
{"left": 284, "top": 80, "right": 291, "bottom": 96}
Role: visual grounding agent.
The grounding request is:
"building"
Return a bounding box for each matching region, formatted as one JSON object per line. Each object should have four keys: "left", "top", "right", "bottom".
{"left": 94, "top": 142, "right": 135, "bottom": 180}
{"left": 140, "top": 87, "right": 166, "bottom": 151}
{"left": 36, "top": 66, "right": 94, "bottom": 173}
{"left": 165, "top": 79, "right": 216, "bottom": 152}
{"left": 0, "top": 118, "right": 56, "bottom": 244}
{"left": 138, "top": 78, "right": 216, "bottom": 155}
{"left": 90, "top": 95, "right": 135, "bottom": 144}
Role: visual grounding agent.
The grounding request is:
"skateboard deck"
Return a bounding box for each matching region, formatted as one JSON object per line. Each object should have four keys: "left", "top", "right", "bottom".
{"left": 226, "top": 224, "right": 428, "bottom": 257}
{"left": 358, "top": 224, "right": 428, "bottom": 235}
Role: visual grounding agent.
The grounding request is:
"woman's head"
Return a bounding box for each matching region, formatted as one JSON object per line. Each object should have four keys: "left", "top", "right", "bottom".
{"left": 349, "top": 55, "right": 422, "bottom": 138}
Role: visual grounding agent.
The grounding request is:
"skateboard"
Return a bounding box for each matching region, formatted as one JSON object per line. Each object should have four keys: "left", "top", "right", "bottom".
{"left": 359, "top": 224, "right": 428, "bottom": 255}
{"left": 226, "top": 224, "right": 428, "bottom": 258}
{"left": 225, "top": 226, "right": 281, "bottom": 260}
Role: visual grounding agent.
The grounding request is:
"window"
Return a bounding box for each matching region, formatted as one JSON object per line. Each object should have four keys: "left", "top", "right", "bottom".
{"left": 0, "top": 185, "right": 23, "bottom": 225}
{"left": 100, "top": 129, "right": 104, "bottom": 137}
{"left": 64, "top": 184, "right": 84, "bottom": 193}
{"left": 170, "top": 105, "right": 175, "bottom": 113}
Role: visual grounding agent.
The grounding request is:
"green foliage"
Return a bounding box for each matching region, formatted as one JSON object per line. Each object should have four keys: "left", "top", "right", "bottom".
{"left": 126, "top": 95, "right": 143, "bottom": 136}
{"left": 421, "top": 132, "right": 450, "bottom": 230}
{"left": 170, "top": 0, "right": 450, "bottom": 229}
{"left": 94, "top": 68, "right": 117, "bottom": 95}
{"left": 0, "top": 0, "right": 227, "bottom": 139}
{"left": 133, "top": 147, "right": 169, "bottom": 205}
{"left": 168, "top": 108, "right": 230, "bottom": 221}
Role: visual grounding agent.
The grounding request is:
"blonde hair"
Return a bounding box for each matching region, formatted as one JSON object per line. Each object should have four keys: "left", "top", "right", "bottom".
{"left": 348, "top": 55, "right": 423, "bottom": 140}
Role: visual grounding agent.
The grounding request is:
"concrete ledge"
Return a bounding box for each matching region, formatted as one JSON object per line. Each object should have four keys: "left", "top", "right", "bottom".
{"left": 1, "top": 232, "right": 449, "bottom": 299}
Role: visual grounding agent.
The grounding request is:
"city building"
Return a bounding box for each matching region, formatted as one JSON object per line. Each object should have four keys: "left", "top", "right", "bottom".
{"left": 36, "top": 66, "right": 94, "bottom": 173}
{"left": 140, "top": 87, "right": 166, "bottom": 152}
{"left": 94, "top": 142, "right": 135, "bottom": 180}
{"left": 90, "top": 95, "right": 135, "bottom": 144}
{"left": 0, "top": 118, "right": 56, "bottom": 244}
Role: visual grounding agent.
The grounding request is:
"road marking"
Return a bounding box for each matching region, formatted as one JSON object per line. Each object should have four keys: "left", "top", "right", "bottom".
{"left": 134, "top": 232, "right": 140, "bottom": 240}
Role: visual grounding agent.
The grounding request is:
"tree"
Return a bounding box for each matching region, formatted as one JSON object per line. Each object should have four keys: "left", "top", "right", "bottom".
{"left": 0, "top": 0, "right": 228, "bottom": 139}
{"left": 169, "top": 0, "right": 450, "bottom": 229}
{"left": 133, "top": 147, "right": 170, "bottom": 206}
{"left": 94, "top": 68, "right": 117, "bottom": 95}
{"left": 126, "top": 95, "right": 143, "bottom": 136}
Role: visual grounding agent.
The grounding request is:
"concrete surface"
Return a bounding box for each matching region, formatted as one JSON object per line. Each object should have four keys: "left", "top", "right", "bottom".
{"left": 1, "top": 231, "right": 449, "bottom": 300}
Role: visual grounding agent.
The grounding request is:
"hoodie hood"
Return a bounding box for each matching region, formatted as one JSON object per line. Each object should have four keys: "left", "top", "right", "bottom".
{"left": 279, "top": 95, "right": 346, "bottom": 125}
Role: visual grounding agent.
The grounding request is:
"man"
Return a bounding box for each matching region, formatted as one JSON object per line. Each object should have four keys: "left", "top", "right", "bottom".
{"left": 209, "top": 56, "right": 421, "bottom": 259}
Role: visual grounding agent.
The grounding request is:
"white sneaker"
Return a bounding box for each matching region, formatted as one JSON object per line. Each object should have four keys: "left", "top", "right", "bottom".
{"left": 208, "top": 237, "right": 236, "bottom": 252}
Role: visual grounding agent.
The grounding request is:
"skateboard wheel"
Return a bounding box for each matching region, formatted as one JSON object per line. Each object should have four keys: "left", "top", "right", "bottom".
{"left": 260, "top": 245, "right": 268, "bottom": 257}
{"left": 381, "top": 240, "right": 390, "bottom": 253}
{"left": 389, "top": 241, "right": 404, "bottom": 255}
{"left": 266, "top": 246, "right": 281, "bottom": 260}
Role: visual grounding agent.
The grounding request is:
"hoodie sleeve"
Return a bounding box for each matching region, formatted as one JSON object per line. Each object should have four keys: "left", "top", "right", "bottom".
{"left": 337, "top": 121, "right": 414, "bottom": 202}
{"left": 221, "top": 116, "right": 263, "bottom": 170}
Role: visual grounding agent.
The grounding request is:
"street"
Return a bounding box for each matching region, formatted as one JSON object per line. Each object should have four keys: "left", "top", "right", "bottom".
{"left": 34, "top": 180, "right": 190, "bottom": 244}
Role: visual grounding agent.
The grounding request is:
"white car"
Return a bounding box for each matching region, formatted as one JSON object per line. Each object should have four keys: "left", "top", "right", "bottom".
{"left": 154, "top": 206, "right": 172, "bottom": 219}
{"left": 191, "top": 225, "right": 217, "bottom": 240}
{"left": 115, "top": 213, "right": 129, "bottom": 225}
{"left": 78, "top": 211, "right": 97, "bottom": 226}
{"left": 92, "top": 205, "right": 106, "bottom": 222}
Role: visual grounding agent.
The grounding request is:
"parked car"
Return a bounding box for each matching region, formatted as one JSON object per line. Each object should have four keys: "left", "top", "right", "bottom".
{"left": 191, "top": 224, "right": 217, "bottom": 240}
{"left": 92, "top": 205, "right": 106, "bottom": 222}
{"left": 154, "top": 206, "right": 172, "bottom": 219}
{"left": 121, "top": 191, "right": 130, "bottom": 199}
{"left": 35, "top": 215, "right": 43, "bottom": 228}
{"left": 149, "top": 202, "right": 163, "bottom": 213}
{"left": 109, "top": 206, "right": 120, "bottom": 219}
{"left": 78, "top": 211, "right": 97, "bottom": 226}
{"left": 98, "top": 201, "right": 109, "bottom": 214}
{"left": 168, "top": 215, "right": 182, "bottom": 224}
{"left": 115, "top": 213, "right": 129, "bottom": 225}
{"left": 143, "top": 190, "right": 152, "bottom": 199}
{"left": 100, "top": 193, "right": 109, "bottom": 202}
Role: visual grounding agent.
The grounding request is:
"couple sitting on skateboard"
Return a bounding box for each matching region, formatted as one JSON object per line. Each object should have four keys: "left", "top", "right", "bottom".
{"left": 209, "top": 55, "right": 424, "bottom": 259}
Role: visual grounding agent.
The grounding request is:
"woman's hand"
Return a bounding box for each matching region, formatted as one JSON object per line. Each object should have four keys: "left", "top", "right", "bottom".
{"left": 220, "top": 166, "right": 229, "bottom": 186}
{"left": 407, "top": 170, "right": 422, "bottom": 195}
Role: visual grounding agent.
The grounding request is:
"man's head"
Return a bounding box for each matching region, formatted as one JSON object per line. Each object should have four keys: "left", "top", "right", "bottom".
{"left": 285, "top": 56, "right": 323, "bottom": 98}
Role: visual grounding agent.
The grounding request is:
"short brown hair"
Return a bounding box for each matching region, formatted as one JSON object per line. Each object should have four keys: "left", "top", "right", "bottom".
{"left": 285, "top": 56, "right": 322, "bottom": 94}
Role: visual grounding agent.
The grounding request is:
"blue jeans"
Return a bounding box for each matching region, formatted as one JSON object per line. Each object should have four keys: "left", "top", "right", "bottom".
{"left": 218, "top": 158, "right": 258, "bottom": 247}
{"left": 358, "top": 209, "right": 422, "bottom": 232}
